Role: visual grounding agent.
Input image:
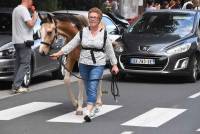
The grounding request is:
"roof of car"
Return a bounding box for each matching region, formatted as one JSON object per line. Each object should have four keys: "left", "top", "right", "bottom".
{"left": 145, "top": 9, "right": 198, "bottom": 14}
{"left": 53, "top": 10, "right": 109, "bottom": 17}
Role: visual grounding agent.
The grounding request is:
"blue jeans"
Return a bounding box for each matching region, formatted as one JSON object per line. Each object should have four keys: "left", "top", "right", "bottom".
{"left": 79, "top": 63, "right": 104, "bottom": 105}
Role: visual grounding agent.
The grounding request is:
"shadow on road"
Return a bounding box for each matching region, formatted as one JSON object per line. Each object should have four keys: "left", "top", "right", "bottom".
{"left": 117, "top": 74, "right": 196, "bottom": 84}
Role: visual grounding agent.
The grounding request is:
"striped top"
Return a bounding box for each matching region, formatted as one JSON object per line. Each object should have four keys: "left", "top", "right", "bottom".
{"left": 61, "top": 27, "right": 117, "bottom": 66}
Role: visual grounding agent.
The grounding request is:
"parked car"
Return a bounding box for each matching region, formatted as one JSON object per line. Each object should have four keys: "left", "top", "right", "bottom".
{"left": 106, "top": 11, "right": 129, "bottom": 30}
{"left": 116, "top": 10, "right": 200, "bottom": 82}
{"left": 0, "top": 9, "right": 65, "bottom": 86}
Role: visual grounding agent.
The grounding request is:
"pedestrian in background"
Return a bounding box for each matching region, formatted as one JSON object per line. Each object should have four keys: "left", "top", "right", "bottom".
{"left": 182, "top": 0, "right": 200, "bottom": 9}
{"left": 161, "top": 1, "right": 170, "bottom": 9}
{"left": 145, "top": 0, "right": 157, "bottom": 11}
{"left": 12, "top": 0, "right": 38, "bottom": 93}
{"left": 50, "top": 7, "right": 119, "bottom": 122}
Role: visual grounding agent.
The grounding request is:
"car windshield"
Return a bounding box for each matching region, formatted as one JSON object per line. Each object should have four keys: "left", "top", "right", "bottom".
{"left": 129, "top": 12, "right": 195, "bottom": 37}
{"left": 0, "top": 13, "right": 12, "bottom": 34}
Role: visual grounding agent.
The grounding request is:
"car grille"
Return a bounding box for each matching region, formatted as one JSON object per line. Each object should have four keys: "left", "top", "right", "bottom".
{"left": 119, "top": 55, "right": 168, "bottom": 71}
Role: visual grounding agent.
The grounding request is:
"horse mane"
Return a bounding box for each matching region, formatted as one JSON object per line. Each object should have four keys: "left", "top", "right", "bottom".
{"left": 54, "top": 14, "right": 88, "bottom": 31}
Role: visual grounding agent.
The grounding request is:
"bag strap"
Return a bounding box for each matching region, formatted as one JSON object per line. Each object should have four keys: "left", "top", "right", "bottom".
{"left": 102, "top": 29, "right": 107, "bottom": 50}
{"left": 79, "top": 30, "right": 83, "bottom": 43}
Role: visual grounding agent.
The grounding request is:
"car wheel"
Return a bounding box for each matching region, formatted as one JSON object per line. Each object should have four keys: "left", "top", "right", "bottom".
{"left": 52, "top": 56, "right": 65, "bottom": 80}
{"left": 23, "top": 65, "right": 32, "bottom": 87}
{"left": 188, "top": 56, "right": 199, "bottom": 83}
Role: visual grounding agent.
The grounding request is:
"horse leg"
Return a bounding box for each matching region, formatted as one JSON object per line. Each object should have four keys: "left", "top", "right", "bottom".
{"left": 96, "top": 80, "right": 103, "bottom": 106}
{"left": 64, "top": 57, "right": 78, "bottom": 107}
{"left": 76, "top": 76, "right": 84, "bottom": 115}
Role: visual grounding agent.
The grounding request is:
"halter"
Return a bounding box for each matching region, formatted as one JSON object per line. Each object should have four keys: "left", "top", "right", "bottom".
{"left": 40, "top": 19, "right": 58, "bottom": 47}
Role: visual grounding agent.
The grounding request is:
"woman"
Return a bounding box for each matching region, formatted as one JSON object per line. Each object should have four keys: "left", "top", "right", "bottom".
{"left": 50, "top": 7, "right": 119, "bottom": 122}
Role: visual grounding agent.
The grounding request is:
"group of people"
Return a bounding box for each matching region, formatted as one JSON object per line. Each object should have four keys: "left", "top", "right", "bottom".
{"left": 146, "top": 0, "right": 200, "bottom": 11}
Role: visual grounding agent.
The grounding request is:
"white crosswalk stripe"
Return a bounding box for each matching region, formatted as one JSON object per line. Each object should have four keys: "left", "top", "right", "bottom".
{"left": 48, "top": 105, "right": 122, "bottom": 123}
{"left": 0, "top": 102, "right": 62, "bottom": 120}
{"left": 188, "top": 91, "right": 200, "bottom": 99}
{"left": 121, "top": 131, "right": 134, "bottom": 134}
{"left": 197, "top": 128, "right": 200, "bottom": 131}
{"left": 121, "top": 108, "right": 187, "bottom": 128}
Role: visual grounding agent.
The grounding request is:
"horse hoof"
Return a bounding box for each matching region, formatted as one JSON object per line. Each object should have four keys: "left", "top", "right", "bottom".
{"left": 76, "top": 111, "right": 83, "bottom": 115}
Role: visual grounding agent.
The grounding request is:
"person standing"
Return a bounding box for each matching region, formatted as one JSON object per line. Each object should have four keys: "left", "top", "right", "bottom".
{"left": 12, "top": 0, "right": 38, "bottom": 93}
{"left": 145, "top": 0, "right": 157, "bottom": 12}
{"left": 50, "top": 7, "right": 119, "bottom": 122}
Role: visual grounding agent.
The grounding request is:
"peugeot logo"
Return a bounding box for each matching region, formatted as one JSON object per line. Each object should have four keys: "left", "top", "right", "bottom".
{"left": 139, "top": 46, "right": 150, "bottom": 52}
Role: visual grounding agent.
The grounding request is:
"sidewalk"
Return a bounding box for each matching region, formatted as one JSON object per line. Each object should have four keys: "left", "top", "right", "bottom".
{"left": 0, "top": 69, "right": 111, "bottom": 100}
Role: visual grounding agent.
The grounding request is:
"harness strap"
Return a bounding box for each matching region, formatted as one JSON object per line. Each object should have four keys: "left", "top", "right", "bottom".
{"left": 79, "top": 28, "right": 107, "bottom": 64}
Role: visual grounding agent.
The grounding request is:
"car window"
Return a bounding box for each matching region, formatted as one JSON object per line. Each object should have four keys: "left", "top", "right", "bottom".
{"left": 129, "top": 13, "right": 195, "bottom": 37}
{"left": 0, "top": 13, "right": 12, "bottom": 34}
{"left": 102, "top": 16, "right": 118, "bottom": 34}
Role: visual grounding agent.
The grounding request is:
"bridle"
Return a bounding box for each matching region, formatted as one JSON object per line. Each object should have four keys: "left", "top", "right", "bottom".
{"left": 40, "top": 19, "right": 58, "bottom": 47}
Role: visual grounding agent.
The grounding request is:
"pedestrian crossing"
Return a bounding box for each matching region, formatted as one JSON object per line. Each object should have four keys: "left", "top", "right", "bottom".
{"left": 0, "top": 102, "right": 62, "bottom": 120}
{"left": 121, "top": 108, "right": 187, "bottom": 127}
{"left": 0, "top": 101, "right": 198, "bottom": 132}
{"left": 48, "top": 105, "right": 122, "bottom": 123}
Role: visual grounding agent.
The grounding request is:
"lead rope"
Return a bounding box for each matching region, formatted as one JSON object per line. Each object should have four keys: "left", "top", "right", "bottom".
{"left": 57, "top": 56, "right": 120, "bottom": 102}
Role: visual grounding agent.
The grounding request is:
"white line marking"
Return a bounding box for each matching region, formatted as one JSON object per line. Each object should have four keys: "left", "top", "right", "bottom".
{"left": 121, "top": 131, "right": 134, "bottom": 134}
{"left": 0, "top": 69, "right": 111, "bottom": 100}
{"left": 48, "top": 105, "right": 122, "bottom": 123}
{"left": 121, "top": 108, "right": 187, "bottom": 128}
{"left": 188, "top": 91, "right": 200, "bottom": 99}
{"left": 197, "top": 128, "right": 200, "bottom": 131}
{"left": 0, "top": 102, "right": 62, "bottom": 120}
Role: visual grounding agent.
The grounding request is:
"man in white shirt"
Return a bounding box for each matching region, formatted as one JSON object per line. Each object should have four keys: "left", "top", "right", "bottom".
{"left": 12, "top": 0, "right": 38, "bottom": 93}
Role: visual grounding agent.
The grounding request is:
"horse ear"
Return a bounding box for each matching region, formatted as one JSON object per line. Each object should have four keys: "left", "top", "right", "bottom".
{"left": 47, "top": 13, "right": 54, "bottom": 23}
{"left": 38, "top": 12, "right": 45, "bottom": 21}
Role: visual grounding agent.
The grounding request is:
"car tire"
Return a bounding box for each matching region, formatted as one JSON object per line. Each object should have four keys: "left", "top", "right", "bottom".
{"left": 22, "top": 65, "right": 32, "bottom": 87}
{"left": 188, "top": 56, "right": 199, "bottom": 83}
{"left": 52, "top": 56, "right": 65, "bottom": 80}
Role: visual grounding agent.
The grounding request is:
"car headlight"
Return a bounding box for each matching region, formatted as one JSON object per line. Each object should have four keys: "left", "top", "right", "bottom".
{"left": 166, "top": 43, "right": 191, "bottom": 55}
{"left": 0, "top": 47, "right": 15, "bottom": 58}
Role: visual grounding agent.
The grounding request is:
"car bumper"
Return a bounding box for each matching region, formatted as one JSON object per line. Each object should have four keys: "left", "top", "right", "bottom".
{"left": 0, "top": 58, "right": 15, "bottom": 81}
{"left": 118, "top": 51, "right": 194, "bottom": 76}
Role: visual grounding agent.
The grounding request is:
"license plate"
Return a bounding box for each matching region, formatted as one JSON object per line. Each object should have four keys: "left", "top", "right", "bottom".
{"left": 130, "top": 58, "right": 155, "bottom": 65}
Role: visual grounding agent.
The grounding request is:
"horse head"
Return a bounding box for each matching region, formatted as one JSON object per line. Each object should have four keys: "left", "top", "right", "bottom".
{"left": 39, "top": 12, "right": 57, "bottom": 55}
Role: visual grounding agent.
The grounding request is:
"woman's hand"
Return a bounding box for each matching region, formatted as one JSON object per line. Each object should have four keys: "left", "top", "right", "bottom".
{"left": 50, "top": 50, "right": 64, "bottom": 60}
{"left": 111, "top": 65, "right": 119, "bottom": 75}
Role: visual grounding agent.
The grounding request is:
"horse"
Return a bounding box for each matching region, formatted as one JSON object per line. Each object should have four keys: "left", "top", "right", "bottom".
{"left": 38, "top": 13, "right": 104, "bottom": 115}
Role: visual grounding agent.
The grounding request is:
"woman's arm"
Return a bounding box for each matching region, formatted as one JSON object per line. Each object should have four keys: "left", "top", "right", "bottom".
{"left": 105, "top": 36, "right": 119, "bottom": 74}
{"left": 50, "top": 31, "right": 81, "bottom": 59}
{"left": 61, "top": 31, "right": 81, "bottom": 54}
{"left": 105, "top": 36, "right": 118, "bottom": 66}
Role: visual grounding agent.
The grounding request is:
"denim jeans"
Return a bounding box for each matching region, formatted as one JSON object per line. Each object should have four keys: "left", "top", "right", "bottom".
{"left": 79, "top": 63, "right": 104, "bottom": 104}
{"left": 13, "top": 44, "right": 31, "bottom": 89}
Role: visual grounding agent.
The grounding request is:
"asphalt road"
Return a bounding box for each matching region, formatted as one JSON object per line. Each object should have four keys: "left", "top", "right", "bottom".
{"left": 0, "top": 74, "right": 200, "bottom": 134}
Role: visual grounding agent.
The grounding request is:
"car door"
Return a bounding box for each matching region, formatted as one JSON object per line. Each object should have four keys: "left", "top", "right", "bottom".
{"left": 102, "top": 16, "right": 121, "bottom": 42}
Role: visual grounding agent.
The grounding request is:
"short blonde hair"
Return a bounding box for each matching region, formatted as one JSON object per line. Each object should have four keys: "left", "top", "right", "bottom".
{"left": 88, "top": 7, "right": 103, "bottom": 20}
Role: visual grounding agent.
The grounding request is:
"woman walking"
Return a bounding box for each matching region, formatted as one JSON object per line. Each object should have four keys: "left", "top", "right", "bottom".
{"left": 50, "top": 7, "right": 119, "bottom": 122}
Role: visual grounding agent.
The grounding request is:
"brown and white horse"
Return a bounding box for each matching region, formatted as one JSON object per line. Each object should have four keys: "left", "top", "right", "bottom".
{"left": 38, "top": 13, "right": 104, "bottom": 114}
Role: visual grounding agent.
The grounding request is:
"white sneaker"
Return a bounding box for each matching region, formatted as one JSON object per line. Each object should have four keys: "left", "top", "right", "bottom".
{"left": 15, "top": 87, "right": 29, "bottom": 93}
